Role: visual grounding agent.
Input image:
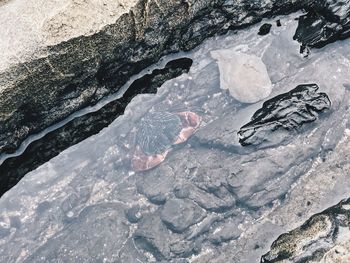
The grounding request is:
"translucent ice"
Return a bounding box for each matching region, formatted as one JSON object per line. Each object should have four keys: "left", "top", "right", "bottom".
{"left": 211, "top": 50, "right": 272, "bottom": 103}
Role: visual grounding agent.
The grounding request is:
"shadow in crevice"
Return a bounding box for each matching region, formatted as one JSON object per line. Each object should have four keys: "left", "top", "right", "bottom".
{"left": 0, "top": 57, "right": 193, "bottom": 197}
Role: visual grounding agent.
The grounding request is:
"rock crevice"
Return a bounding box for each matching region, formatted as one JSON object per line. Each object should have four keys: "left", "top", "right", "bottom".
{"left": 0, "top": 0, "right": 309, "bottom": 155}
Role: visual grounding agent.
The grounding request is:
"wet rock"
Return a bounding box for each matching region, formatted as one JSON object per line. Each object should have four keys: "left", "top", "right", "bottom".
{"left": 116, "top": 239, "right": 149, "bottom": 263}
{"left": 169, "top": 240, "right": 201, "bottom": 258}
{"left": 211, "top": 50, "right": 272, "bottom": 103}
{"left": 294, "top": 0, "right": 350, "bottom": 52}
{"left": 208, "top": 217, "right": 242, "bottom": 245}
{"left": 0, "top": 0, "right": 309, "bottom": 155}
{"left": 258, "top": 23, "right": 273, "bottom": 35}
{"left": 261, "top": 198, "right": 350, "bottom": 262}
{"left": 187, "top": 183, "right": 235, "bottom": 213}
{"left": 136, "top": 166, "right": 175, "bottom": 205}
{"left": 186, "top": 213, "right": 222, "bottom": 240}
{"left": 133, "top": 214, "right": 174, "bottom": 261}
{"left": 174, "top": 185, "right": 190, "bottom": 199}
{"left": 0, "top": 58, "right": 192, "bottom": 197}
{"left": 125, "top": 205, "right": 143, "bottom": 223}
{"left": 23, "top": 204, "right": 129, "bottom": 263}
{"left": 238, "top": 84, "right": 331, "bottom": 147}
{"left": 160, "top": 198, "right": 206, "bottom": 233}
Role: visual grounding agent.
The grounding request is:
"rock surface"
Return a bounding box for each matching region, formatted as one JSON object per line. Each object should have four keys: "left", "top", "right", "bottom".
{"left": 261, "top": 198, "right": 350, "bottom": 263}
{"left": 0, "top": 10, "right": 350, "bottom": 263}
{"left": 238, "top": 84, "right": 331, "bottom": 147}
{"left": 258, "top": 23, "right": 273, "bottom": 35}
{"left": 211, "top": 50, "right": 273, "bottom": 103}
{"left": 0, "top": 0, "right": 308, "bottom": 155}
{"left": 294, "top": 0, "right": 350, "bottom": 53}
{"left": 0, "top": 57, "right": 192, "bottom": 196}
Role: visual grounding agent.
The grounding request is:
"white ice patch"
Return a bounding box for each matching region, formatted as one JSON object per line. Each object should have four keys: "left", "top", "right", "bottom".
{"left": 211, "top": 50, "right": 272, "bottom": 103}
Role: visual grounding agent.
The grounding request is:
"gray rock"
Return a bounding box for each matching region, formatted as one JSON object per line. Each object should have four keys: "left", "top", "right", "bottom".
{"left": 125, "top": 205, "right": 143, "bottom": 223}
{"left": 261, "top": 198, "right": 350, "bottom": 263}
{"left": 133, "top": 214, "right": 174, "bottom": 261}
{"left": 136, "top": 165, "right": 175, "bottom": 205}
{"left": 23, "top": 204, "right": 129, "bottom": 263}
{"left": 0, "top": 0, "right": 309, "bottom": 155}
{"left": 160, "top": 198, "right": 206, "bottom": 233}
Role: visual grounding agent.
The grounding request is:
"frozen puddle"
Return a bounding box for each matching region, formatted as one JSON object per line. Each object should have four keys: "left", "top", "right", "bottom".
{"left": 1, "top": 13, "right": 350, "bottom": 262}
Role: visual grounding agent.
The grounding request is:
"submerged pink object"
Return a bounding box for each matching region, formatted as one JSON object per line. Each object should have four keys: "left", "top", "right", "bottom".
{"left": 131, "top": 111, "right": 201, "bottom": 172}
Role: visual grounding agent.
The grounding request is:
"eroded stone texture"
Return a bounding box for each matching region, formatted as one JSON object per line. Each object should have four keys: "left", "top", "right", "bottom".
{"left": 0, "top": 0, "right": 308, "bottom": 155}
{"left": 261, "top": 198, "right": 350, "bottom": 263}
{"left": 238, "top": 84, "right": 331, "bottom": 147}
{"left": 23, "top": 204, "right": 129, "bottom": 263}
{"left": 160, "top": 198, "right": 206, "bottom": 233}
{"left": 294, "top": 0, "right": 350, "bottom": 53}
{"left": 0, "top": 57, "right": 193, "bottom": 197}
{"left": 1, "top": 12, "right": 349, "bottom": 263}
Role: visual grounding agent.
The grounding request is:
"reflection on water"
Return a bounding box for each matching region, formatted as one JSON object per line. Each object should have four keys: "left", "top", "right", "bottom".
{"left": 1, "top": 13, "right": 350, "bottom": 262}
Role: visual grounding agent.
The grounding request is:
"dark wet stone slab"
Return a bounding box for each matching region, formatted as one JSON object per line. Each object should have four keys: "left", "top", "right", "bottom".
{"left": 261, "top": 198, "right": 350, "bottom": 263}
{"left": 238, "top": 84, "right": 331, "bottom": 147}
{"left": 258, "top": 23, "right": 273, "bottom": 35}
{"left": 294, "top": 0, "right": 350, "bottom": 52}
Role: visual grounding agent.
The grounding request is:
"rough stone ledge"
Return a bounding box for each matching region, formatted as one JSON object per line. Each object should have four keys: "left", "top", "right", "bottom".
{"left": 0, "top": 0, "right": 308, "bottom": 155}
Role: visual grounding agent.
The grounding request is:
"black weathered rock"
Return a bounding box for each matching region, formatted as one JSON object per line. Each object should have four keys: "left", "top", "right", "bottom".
{"left": 258, "top": 23, "right": 273, "bottom": 35}
{"left": 261, "top": 198, "right": 350, "bottom": 262}
{"left": 276, "top": 19, "right": 282, "bottom": 27}
{"left": 294, "top": 0, "right": 350, "bottom": 52}
{"left": 160, "top": 198, "right": 206, "bottom": 233}
{"left": 0, "top": 58, "right": 191, "bottom": 197}
{"left": 238, "top": 84, "right": 331, "bottom": 147}
{"left": 0, "top": 0, "right": 310, "bottom": 156}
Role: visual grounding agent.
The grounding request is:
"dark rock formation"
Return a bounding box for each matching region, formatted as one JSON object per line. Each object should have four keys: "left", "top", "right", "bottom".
{"left": 258, "top": 23, "right": 273, "bottom": 35}
{"left": 0, "top": 58, "right": 192, "bottom": 197}
{"left": 294, "top": 0, "right": 350, "bottom": 53}
{"left": 0, "top": 0, "right": 310, "bottom": 156}
{"left": 261, "top": 198, "right": 350, "bottom": 262}
{"left": 238, "top": 84, "right": 331, "bottom": 147}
